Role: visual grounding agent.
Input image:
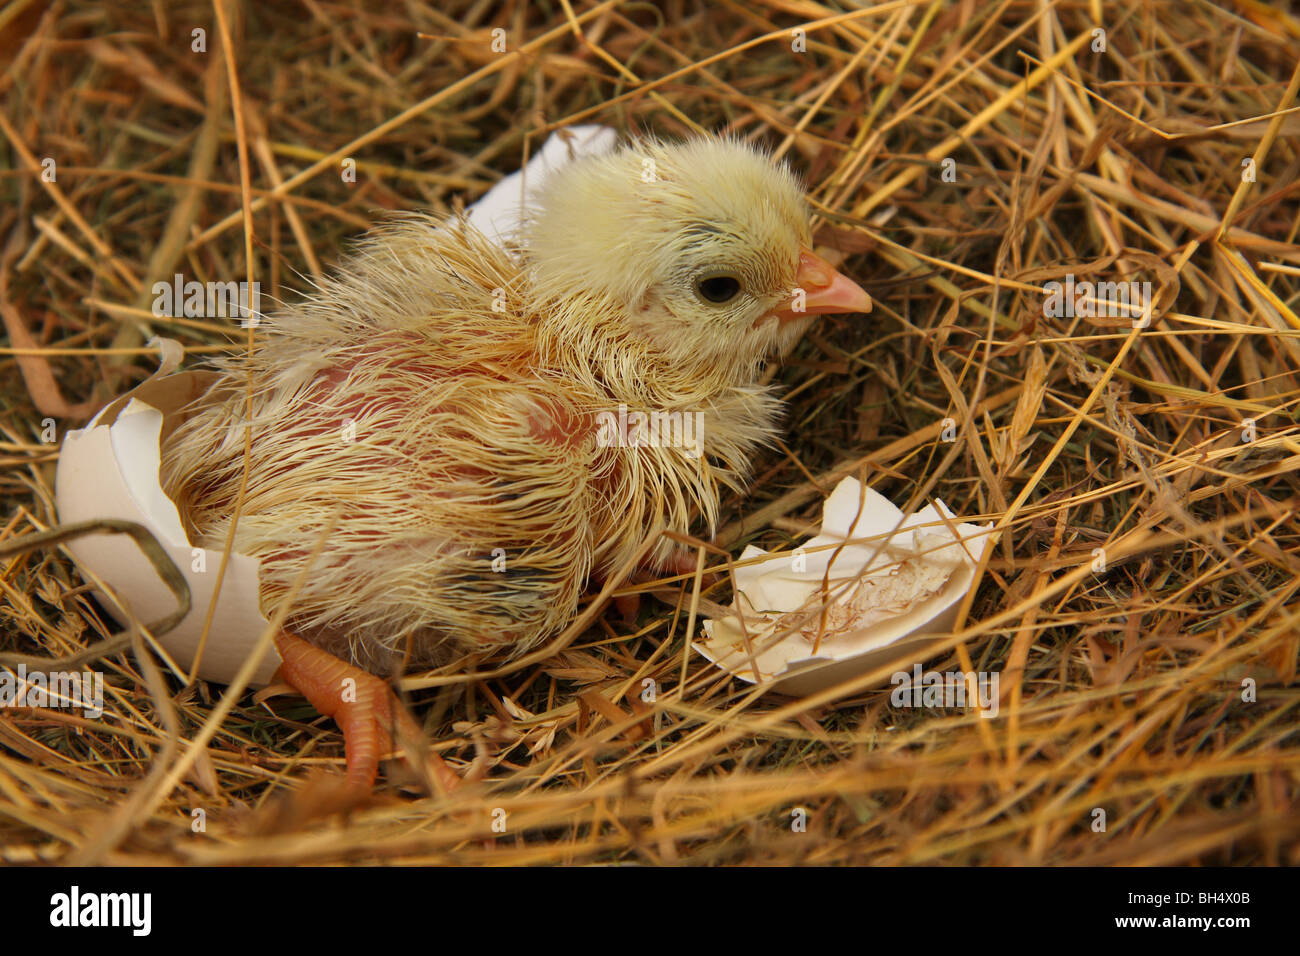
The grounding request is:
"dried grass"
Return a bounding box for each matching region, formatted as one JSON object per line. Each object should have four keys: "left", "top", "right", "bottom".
{"left": 1, "top": 0, "right": 1298, "bottom": 865}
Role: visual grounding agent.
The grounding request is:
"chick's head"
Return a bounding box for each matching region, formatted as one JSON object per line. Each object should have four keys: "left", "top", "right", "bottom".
{"left": 526, "top": 136, "right": 870, "bottom": 384}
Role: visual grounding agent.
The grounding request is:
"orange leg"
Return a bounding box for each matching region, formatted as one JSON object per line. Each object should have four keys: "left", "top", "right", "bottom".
{"left": 613, "top": 549, "right": 715, "bottom": 622}
{"left": 273, "top": 630, "right": 458, "bottom": 792}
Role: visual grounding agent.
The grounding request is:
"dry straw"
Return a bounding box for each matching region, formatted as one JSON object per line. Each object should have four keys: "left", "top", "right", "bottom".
{"left": 1, "top": 0, "right": 1298, "bottom": 864}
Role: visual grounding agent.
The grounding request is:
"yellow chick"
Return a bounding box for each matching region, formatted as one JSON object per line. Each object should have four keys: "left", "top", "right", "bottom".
{"left": 157, "top": 135, "right": 871, "bottom": 788}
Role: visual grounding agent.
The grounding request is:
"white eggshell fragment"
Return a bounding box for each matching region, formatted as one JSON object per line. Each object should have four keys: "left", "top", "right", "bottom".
{"left": 696, "top": 477, "right": 992, "bottom": 697}
{"left": 56, "top": 361, "right": 279, "bottom": 686}
{"left": 54, "top": 127, "right": 619, "bottom": 688}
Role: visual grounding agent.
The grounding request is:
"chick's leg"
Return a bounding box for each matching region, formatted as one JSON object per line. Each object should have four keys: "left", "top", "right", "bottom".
{"left": 613, "top": 549, "right": 715, "bottom": 622}
{"left": 272, "top": 630, "right": 457, "bottom": 792}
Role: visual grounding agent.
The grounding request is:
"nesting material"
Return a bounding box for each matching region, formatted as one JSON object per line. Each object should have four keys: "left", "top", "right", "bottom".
{"left": 53, "top": 128, "right": 618, "bottom": 687}
{"left": 696, "top": 477, "right": 991, "bottom": 697}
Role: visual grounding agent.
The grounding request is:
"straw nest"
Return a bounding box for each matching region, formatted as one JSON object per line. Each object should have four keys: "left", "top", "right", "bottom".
{"left": 1, "top": 0, "right": 1297, "bottom": 864}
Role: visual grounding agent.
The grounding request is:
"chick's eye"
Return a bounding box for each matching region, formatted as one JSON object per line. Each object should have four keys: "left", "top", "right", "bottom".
{"left": 694, "top": 273, "right": 742, "bottom": 304}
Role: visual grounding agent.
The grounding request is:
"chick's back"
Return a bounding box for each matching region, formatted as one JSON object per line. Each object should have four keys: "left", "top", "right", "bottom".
{"left": 159, "top": 219, "right": 595, "bottom": 674}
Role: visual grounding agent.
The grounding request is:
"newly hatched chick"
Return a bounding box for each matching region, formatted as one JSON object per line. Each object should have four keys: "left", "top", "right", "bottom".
{"left": 157, "top": 136, "right": 871, "bottom": 787}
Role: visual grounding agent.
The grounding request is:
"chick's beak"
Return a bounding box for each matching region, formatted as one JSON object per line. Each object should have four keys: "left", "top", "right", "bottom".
{"left": 771, "top": 248, "right": 872, "bottom": 323}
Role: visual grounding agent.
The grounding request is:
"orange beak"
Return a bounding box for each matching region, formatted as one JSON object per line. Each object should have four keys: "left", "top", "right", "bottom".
{"left": 770, "top": 248, "right": 872, "bottom": 324}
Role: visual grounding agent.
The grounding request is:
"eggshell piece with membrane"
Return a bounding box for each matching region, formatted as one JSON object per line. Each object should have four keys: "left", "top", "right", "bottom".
{"left": 695, "top": 477, "right": 992, "bottom": 698}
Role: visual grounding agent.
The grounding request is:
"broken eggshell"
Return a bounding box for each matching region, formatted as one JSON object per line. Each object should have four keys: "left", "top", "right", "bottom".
{"left": 695, "top": 477, "right": 991, "bottom": 698}
{"left": 54, "top": 127, "right": 619, "bottom": 687}
{"left": 55, "top": 344, "right": 279, "bottom": 686}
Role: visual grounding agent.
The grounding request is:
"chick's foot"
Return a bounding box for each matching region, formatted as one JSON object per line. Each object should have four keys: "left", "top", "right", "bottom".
{"left": 272, "top": 630, "right": 458, "bottom": 793}
{"left": 611, "top": 549, "right": 719, "bottom": 622}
